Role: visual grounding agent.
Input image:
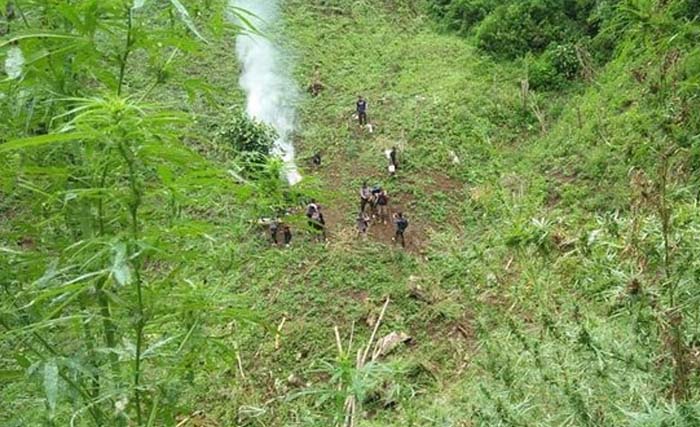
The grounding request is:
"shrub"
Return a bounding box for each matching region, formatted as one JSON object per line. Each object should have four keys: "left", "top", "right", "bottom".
{"left": 215, "top": 108, "right": 276, "bottom": 158}
{"left": 430, "top": 0, "right": 620, "bottom": 60}
{"left": 475, "top": 1, "right": 577, "bottom": 59}
{"left": 530, "top": 43, "right": 582, "bottom": 90}
{"left": 440, "top": 0, "right": 493, "bottom": 35}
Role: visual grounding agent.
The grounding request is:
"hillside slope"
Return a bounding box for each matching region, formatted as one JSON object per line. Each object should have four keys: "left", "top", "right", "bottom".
{"left": 203, "top": 1, "right": 700, "bottom": 426}
{"left": 2, "top": 0, "right": 700, "bottom": 426}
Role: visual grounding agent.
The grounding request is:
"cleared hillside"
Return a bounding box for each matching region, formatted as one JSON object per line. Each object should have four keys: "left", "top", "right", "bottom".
{"left": 2, "top": 1, "right": 700, "bottom": 426}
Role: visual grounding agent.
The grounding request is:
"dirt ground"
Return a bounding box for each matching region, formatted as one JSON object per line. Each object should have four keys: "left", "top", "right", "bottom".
{"left": 299, "top": 130, "right": 472, "bottom": 254}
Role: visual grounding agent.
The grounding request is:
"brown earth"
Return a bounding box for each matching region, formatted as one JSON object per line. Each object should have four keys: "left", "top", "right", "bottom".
{"left": 295, "top": 122, "right": 467, "bottom": 255}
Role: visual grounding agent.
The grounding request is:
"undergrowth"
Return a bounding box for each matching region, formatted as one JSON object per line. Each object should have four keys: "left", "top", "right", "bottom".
{"left": 2, "top": 0, "right": 700, "bottom": 426}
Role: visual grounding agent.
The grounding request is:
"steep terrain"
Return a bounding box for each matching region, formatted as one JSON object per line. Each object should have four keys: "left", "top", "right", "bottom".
{"left": 213, "top": 1, "right": 700, "bottom": 425}
{"left": 2, "top": 1, "right": 700, "bottom": 426}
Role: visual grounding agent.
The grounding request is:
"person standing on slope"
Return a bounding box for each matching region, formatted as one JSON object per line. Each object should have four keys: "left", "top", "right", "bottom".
{"left": 311, "top": 208, "right": 326, "bottom": 242}
{"left": 311, "top": 152, "right": 322, "bottom": 167}
{"left": 376, "top": 189, "right": 389, "bottom": 224}
{"left": 356, "top": 96, "right": 368, "bottom": 126}
{"left": 388, "top": 147, "right": 398, "bottom": 176}
{"left": 359, "top": 182, "right": 372, "bottom": 214}
{"left": 393, "top": 212, "right": 409, "bottom": 248}
{"left": 370, "top": 185, "right": 383, "bottom": 218}
{"left": 283, "top": 224, "right": 292, "bottom": 247}
{"left": 306, "top": 199, "right": 320, "bottom": 219}
{"left": 269, "top": 220, "right": 280, "bottom": 245}
{"left": 357, "top": 212, "right": 370, "bottom": 237}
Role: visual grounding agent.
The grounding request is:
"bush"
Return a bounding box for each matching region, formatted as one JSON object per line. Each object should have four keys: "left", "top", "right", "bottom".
{"left": 429, "top": 0, "right": 619, "bottom": 60}
{"left": 530, "top": 43, "right": 582, "bottom": 90}
{"left": 437, "top": 0, "right": 493, "bottom": 35}
{"left": 475, "top": 1, "right": 578, "bottom": 59}
{"left": 215, "top": 108, "right": 276, "bottom": 158}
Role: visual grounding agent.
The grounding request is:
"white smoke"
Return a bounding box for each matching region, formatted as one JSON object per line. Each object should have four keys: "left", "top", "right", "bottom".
{"left": 5, "top": 46, "right": 24, "bottom": 80}
{"left": 231, "top": 0, "right": 302, "bottom": 185}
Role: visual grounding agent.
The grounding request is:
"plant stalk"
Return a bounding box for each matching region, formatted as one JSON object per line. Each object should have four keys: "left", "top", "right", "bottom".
{"left": 117, "top": 7, "right": 134, "bottom": 96}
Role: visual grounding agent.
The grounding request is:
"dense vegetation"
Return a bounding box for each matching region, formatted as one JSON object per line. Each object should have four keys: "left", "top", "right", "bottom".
{"left": 430, "top": 0, "right": 700, "bottom": 89}
{"left": 2, "top": 0, "right": 700, "bottom": 426}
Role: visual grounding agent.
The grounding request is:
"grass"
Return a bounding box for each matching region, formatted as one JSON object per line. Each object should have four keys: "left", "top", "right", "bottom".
{"left": 205, "top": 2, "right": 698, "bottom": 426}
{"left": 3, "top": 0, "right": 700, "bottom": 426}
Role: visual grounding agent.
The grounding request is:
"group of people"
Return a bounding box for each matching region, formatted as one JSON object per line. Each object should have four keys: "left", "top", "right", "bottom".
{"left": 358, "top": 182, "right": 409, "bottom": 247}
{"left": 268, "top": 220, "right": 293, "bottom": 247}
{"left": 266, "top": 95, "right": 410, "bottom": 248}
{"left": 355, "top": 97, "right": 409, "bottom": 247}
{"left": 357, "top": 97, "right": 399, "bottom": 176}
{"left": 266, "top": 199, "right": 326, "bottom": 247}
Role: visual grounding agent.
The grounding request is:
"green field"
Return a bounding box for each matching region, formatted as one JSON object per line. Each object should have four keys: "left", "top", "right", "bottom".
{"left": 2, "top": 1, "right": 700, "bottom": 426}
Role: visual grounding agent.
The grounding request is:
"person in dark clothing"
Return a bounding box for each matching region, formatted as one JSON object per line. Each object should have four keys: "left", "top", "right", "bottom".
{"left": 357, "top": 212, "right": 370, "bottom": 236}
{"left": 306, "top": 199, "right": 320, "bottom": 219}
{"left": 269, "top": 220, "right": 279, "bottom": 245}
{"left": 356, "top": 96, "right": 367, "bottom": 126}
{"left": 370, "top": 185, "right": 382, "bottom": 217}
{"left": 283, "top": 225, "right": 292, "bottom": 246}
{"left": 306, "top": 200, "right": 318, "bottom": 235}
{"left": 389, "top": 147, "right": 398, "bottom": 167}
{"left": 393, "top": 212, "right": 409, "bottom": 248}
{"left": 376, "top": 190, "right": 389, "bottom": 224}
{"left": 359, "top": 182, "right": 372, "bottom": 214}
{"left": 312, "top": 152, "right": 322, "bottom": 167}
{"left": 389, "top": 147, "right": 398, "bottom": 176}
{"left": 310, "top": 208, "right": 326, "bottom": 242}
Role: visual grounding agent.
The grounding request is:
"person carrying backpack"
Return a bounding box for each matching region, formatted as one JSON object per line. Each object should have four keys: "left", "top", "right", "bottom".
{"left": 393, "top": 212, "right": 409, "bottom": 248}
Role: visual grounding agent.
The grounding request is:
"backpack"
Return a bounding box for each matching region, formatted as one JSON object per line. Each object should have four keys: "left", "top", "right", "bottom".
{"left": 397, "top": 218, "right": 408, "bottom": 232}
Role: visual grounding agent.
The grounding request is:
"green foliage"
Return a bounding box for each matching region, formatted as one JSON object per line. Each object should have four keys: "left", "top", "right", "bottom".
{"left": 428, "top": 0, "right": 493, "bottom": 35}
{"left": 216, "top": 109, "right": 276, "bottom": 161}
{"left": 428, "top": 0, "right": 632, "bottom": 87}
{"left": 4, "top": 0, "right": 700, "bottom": 426}
{"left": 475, "top": 1, "right": 578, "bottom": 58}
{"left": 529, "top": 42, "right": 582, "bottom": 90}
{"left": 0, "top": 1, "right": 257, "bottom": 426}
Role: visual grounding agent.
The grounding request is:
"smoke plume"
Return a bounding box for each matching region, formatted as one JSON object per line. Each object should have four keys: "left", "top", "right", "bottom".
{"left": 232, "top": 0, "right": 302, "bottom": 185}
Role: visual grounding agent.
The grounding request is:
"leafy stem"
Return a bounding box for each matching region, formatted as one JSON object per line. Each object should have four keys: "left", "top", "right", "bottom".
{"left": 117, "top": 7, "right": 134, "bottom": 96}
{"left": 117, "top": 138, "right": 145, "bottom": 425}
